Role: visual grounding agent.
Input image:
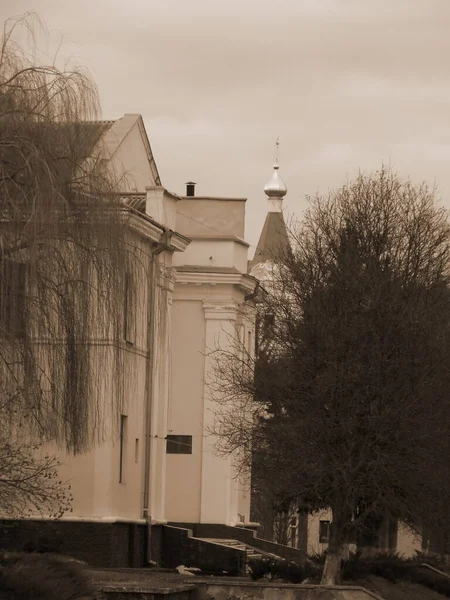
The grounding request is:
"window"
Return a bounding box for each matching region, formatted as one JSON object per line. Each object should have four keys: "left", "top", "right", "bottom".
{"left": 119, "top": 415, "right": 128, "bottom": 483}
{"left": 0, "top": 260, "right": 26, "bottom": 338}
{"left": 319, "top": 520, "right": 330, "bottom": 544}
{"left": 134, "top": 438, "right": 140, "bottom": 463}
{"left": 166, "top": 435, "right": 192, "bottom": 454}
{"left": 247, "top": 330, "right": 253, "bottom": 357}
{"left": 124, "top": 272, "right": 136, "bottom": 344}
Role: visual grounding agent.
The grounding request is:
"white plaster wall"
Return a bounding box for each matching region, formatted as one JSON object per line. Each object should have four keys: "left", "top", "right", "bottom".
{"left": 108, "top": 120, "right": 156, "bottom": 192}
{"left": 165, "top": 300, "right": 205, "bottom": 522}
{"left": 54, "top": 346, "right": 148, "bottom": 521}
{"left": 172, "top": 239, "right": 249, "bottom": 273}
{"left": 397, "top": 523, "right": 422, "bottom": 557}
{"left": 146, "top": 188, "right": 178, "bottom": 231}
{"left": 47, "top": 231, "right": 154, "bottom": 522}
{"left": 307, "top": 510, "right": 333, "bottom": 556}
{"left": 306, "top": 512, "right": 422, "bottom": 558}
{"left": 166, "top": 279, "right": 253, "bottom": 526}
{"left": 148, "top": 252, "right": 176, "bottom": 524}
{"left": 233, "top": 242, "right": 250, "bottom": 273}
{"left": 200, "top": 302, "right": 239, "bottom": 524}
{"left": 176, "top": 198, "right": 246, "bottom": 238}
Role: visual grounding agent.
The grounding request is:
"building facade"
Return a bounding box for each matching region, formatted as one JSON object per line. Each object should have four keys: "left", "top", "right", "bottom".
{"left": 0, "top": 114, "right": 256, "bottom": 566}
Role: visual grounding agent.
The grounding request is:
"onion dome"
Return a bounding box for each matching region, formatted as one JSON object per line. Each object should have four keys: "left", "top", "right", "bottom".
{"left": 264, "top": 162, "right": 287, "bottom": 198}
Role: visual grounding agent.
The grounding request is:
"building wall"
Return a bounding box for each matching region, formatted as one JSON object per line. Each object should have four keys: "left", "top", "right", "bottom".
{"left": 166, "top": 285, "right": 245, "bottom": 525}
{"left": 165, "top": 300, "right": 205, "bottom": 522}
{"left": 174, "top": 238, "right": 249, "bottom": 272}
{"left": 397, "top": 523, "right": 422, "bottom": 557}
{"left": 0, "top": 520, "right": 146, "bottom": 567}
{"left": 175, "top": 198, "right": 246, "bottom": 239}
{"left": 33, "top": 229, "right": 156, "bottom": 524}
{"left": 107, "top": 118, "right": 157, "bottom": 193}
{"left": 305, "top": 511, "right": 422, "bottom": 558}
{"left": 164, "top": 193, "right": 254, "bottom": 527}
{"left": 200, "top": 300, "right": 239, "bottom": 524}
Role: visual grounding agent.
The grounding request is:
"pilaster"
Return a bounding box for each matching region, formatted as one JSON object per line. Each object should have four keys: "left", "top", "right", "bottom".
{"left": 200, "top": 300, "right": 239, "bottom": 524}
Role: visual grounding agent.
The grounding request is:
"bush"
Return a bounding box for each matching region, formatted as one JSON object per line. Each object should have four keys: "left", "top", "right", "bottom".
{"left": 342, "top": 553, "right": 450, "bottom": 598}
{"left": 247, "top": 556, "right": 320, "bottom": 583}
{"left": 0, "top": 552, "right": 94, "bottom": 600}
{"left": 248, "top": 556, "right": 272, "bottom": 580}
{"left": 342, "top": 552, "right": 411, "bottom": 583}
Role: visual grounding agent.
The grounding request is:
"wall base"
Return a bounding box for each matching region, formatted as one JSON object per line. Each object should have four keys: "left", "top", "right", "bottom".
{"left": 0, "top": 519, "right": 149, "bottom": 568}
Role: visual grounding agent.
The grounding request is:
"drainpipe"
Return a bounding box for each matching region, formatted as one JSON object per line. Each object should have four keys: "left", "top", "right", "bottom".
{"left": 245, "top": 280, "right": 260, "bottom": 303}
{"left": 142, "top": 229, "right": 174, "bottom": 564}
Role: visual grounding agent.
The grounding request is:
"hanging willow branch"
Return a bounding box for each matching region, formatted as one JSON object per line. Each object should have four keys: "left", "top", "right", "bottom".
{"left": 0, "top": 14, "right": 136, "bottom": 454}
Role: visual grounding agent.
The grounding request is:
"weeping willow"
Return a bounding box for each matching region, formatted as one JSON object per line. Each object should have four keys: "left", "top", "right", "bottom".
{"left": 0, "top": 14, "right": 138, "bottom": 455}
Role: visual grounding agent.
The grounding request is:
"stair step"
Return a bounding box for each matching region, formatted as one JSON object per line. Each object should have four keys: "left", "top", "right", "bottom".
{"left": 198, "top": 538, "right": 269, "bottom": 561}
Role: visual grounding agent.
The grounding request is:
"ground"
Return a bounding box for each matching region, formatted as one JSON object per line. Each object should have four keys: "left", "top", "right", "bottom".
{"left": 352, "top": 575, "right": 448, "bottom": 600}
{"left": 90, "top": 569, "right": 450, "bottom": 599}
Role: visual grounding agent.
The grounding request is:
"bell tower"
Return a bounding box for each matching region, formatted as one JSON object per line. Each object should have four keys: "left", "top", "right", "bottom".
{"left": 249, "top": 140, "right": 290, "bottom": 273}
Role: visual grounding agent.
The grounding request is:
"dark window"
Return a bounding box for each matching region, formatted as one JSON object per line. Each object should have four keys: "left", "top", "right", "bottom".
{"left": 0, "top": 260, "right": 26, "bottom": 338}
{"left": 134, "top": 438, "right": 139, "bottom": 463}
{"left": 124, "top": 272, "right": 136, "bottom": 344}
{"left": 319, "top": 520, "right": 330, "bottom": 544}
{"left": 119, "top": 414, "right": 127, "bottom": 483}
{"left": 166, "top": 435, "right": 192, "bottom": 454}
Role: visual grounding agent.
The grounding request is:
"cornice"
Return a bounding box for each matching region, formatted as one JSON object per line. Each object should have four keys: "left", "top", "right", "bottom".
{"left": 175, "top": 270, "right": 256, "bottom": 293}
{"left": 188, "top": 235, "right": 250, "bottom": 248}
{"left": 203, "top": 300, "right": 239, "bottom": 321}
{"left": 170, "top": 232, "right": 190, "bottom": 252}
{"left": 121, "top": 209, "right": 190, "bottom": 252}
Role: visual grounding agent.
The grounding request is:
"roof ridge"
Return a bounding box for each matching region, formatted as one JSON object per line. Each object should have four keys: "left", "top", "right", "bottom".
{"left": 83, "top": 119, "right": 116, "bottom": 124}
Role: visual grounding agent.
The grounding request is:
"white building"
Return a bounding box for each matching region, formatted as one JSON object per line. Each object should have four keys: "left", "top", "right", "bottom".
{"left": 0, "top": 114, "right": 257, "bottom": 567}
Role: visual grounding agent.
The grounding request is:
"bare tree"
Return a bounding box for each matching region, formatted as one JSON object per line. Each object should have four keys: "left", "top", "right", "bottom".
{"left": 0, "top": 13, "right": 134, "bottom": 470}
{"left": 0, "top": 392, "right": 73, "bottom": 517}
{"left": 212, "top": 167, "right": 450, "bottom": 584}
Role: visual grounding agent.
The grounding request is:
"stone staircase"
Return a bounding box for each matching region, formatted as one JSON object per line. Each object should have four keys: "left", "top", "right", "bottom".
{"left": 197, "top": 538, "right": 267, "bottom": 561}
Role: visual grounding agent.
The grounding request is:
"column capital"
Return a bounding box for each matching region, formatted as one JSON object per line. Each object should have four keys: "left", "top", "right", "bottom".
{"left": 203, "top": 301, "right": 238, "bottom": 321}
{"left": 159, "top": 265, "right": 176, "bottom": 292}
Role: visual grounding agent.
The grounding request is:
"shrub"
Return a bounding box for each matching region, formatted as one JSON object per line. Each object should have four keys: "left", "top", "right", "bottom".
{"left": 0, "top": 552, "right": 94, "bottom": 600}
{"left": 342, "top": 552, "right": 410, "bottom": 583}
{"left": 248, "top": 556, "right": 272, "bottom": 580}
{"left": 342, "top": 553, "right": 450, "bottom": 598}
{"left": 247, "top": 556, "right": 320, "bottom": 583}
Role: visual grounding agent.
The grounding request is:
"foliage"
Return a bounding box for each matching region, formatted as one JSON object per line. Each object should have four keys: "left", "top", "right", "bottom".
{"left": 0, "top": 552, "right": 94, "bottom": 600}
{"left": 0, "top": 12, "right": 134, "bottom": 460}
{"left": 342, "top": 553, "right": 450, "bottom": 597}
{"left": 0, "top": 403, "right": 72, "bottom": 517}
{"left": 248, "top": 555, "right": 320, "bottom": 583}
{"left": 212, "top": 167, "right": 450, "bottom": 584}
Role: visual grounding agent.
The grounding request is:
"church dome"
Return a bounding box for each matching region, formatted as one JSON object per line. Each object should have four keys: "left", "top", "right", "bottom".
{"left": 249, "top": 259, "right": 278, "bottom": 282}
{"left": 264, "top": 163, "right": 287, "bottom": 198}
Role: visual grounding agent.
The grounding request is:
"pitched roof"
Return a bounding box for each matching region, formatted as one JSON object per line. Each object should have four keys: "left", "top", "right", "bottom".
{"left": 86, "top": 114, "right": 161, "bottom": 186}
{"left": 248, "top": 211, "right": 289, "bottom": 271}
{"left": 77, "top": 121, "right": 115, "bottom": 157}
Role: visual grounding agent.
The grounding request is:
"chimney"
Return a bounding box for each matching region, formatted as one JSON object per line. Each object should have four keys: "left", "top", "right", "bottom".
{"left": 186, "top": 181, "right": 196, "bottom": 197}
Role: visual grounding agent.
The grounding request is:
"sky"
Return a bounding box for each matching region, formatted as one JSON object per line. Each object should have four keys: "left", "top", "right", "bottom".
{"left": 2, "top": 0, "right": 450, "bottom": 253}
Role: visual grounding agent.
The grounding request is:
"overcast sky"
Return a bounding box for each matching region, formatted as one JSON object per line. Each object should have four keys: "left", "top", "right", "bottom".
{"left": 2, "top": 0, "right": 450, "bottom": 252}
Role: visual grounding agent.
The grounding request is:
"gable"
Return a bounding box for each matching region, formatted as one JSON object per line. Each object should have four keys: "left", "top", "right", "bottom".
{"left": 98, "top": 114, "right": 161, "bottom": 193}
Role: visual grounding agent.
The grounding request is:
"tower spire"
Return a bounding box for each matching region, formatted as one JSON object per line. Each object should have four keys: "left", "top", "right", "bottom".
{"left": 248, "top": 144, "right": 290, "bottom": 273}
{"left": 264, "top": 139, "right": 287, "bottom": 211}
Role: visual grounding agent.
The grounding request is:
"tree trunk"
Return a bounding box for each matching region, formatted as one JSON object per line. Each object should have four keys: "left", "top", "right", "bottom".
{"left": 357, "top": 510, "right": 393, "bottom": 557}
{"left": 321, "top": 507, "right": 349, "bottom": 585}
